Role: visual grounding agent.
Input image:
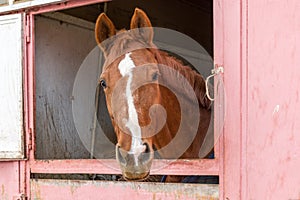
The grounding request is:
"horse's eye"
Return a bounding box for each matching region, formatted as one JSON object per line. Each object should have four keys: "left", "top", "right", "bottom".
{"left": 152, "top": 71, "right": 159, "bottom": 81}
{"left": 100, "top": 79, "right": 107, "bottom": 89}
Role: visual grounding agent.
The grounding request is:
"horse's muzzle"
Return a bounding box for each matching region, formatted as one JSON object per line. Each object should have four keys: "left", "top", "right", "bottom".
{"left": 116, "top": 143, "right": 153, "bottom": 181}
{"left": 123, "top": 171, "right": 150, "bottom": 181}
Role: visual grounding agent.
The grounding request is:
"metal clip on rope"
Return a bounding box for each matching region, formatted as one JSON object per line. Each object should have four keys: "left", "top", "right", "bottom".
{"left": 205, "top": 66, "right": 224, "bottom": 101}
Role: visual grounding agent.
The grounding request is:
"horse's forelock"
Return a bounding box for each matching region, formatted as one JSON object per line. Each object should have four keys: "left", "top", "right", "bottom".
{"left": 103, "top": 31, "right": 155, "bottom": 71}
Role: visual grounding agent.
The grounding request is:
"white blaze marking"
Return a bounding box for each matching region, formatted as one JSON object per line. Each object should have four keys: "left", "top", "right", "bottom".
{"left": 118, "top": 53, "right": 145, "bottom": 165}
{"left": 118, "top": 53, "right": 135, "bottom": 76}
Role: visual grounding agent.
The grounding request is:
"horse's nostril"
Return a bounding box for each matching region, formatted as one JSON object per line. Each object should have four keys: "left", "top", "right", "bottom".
{"left": 140, "top": 143, "right": 152, "bottom": 164}
{"left": 143, "top": 143, "right": 150, "bottom": 154}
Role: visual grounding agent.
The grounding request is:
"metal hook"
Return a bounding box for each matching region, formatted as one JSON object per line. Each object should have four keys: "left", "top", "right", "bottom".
{"left": 205, "top": 66, "right": 224, "bottom": 101}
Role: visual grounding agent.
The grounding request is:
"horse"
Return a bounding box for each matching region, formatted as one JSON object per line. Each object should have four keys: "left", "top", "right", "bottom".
{"left": 95, "top": 8, "right": 213, "bottom": 182}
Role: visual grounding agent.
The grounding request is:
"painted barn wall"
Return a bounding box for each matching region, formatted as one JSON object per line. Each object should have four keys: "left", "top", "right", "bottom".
{"left": 35, "top": 15, "right": 97, "bottom": 159}
{"left": 0, "top": 162, "right": 19, "bottom": 200}
{"left": 247, "top": 0, "right": 300, "bottom": 199}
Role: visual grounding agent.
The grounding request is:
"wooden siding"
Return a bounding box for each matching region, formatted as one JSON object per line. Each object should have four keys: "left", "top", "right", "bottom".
{"left": 31, "top": 179, "right": 219, "bottom": 200}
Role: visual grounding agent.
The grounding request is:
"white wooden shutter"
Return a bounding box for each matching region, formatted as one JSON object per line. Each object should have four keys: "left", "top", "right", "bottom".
{"left": 0, "top": 0, "right": 8, "bottom": 6}
{"left": 0, "top": 13, "right": 24, "bottom": 159}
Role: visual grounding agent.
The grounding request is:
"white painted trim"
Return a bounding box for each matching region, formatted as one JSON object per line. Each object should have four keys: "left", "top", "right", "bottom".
{"left": 0, "top": 0, "right": 65, "bottom": 14}
{"left": 0, "top": 13, "right": 24, "bottom": 159}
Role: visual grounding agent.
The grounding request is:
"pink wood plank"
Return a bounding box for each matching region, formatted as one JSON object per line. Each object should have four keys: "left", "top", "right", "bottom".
{"left": 25, "top": 13, "right": 36, "bottom": 199}
{"left": 26, "top": 13, "right": 35, "bottom": 161}
{"left": 213, "top": 0, "right": 225, "bottom": 199}
{"left": 247, "top": 0, "right": 300, "bottom": 199}
{"left": 240, "top": 1, "right": 249, "bottom": 199}
{"left": 30, "top": 159, "right": 219, "bottom": 176}
{"left": 31, "top": 179, "right": 219, "bottom": 200}
{"left": 218, "top": 0, "right": 244, "bottom": 199}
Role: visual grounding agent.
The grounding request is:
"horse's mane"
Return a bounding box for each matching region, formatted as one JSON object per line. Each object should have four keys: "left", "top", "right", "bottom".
{"left": 149, "top": 48, "right": 212, "bottom": 110}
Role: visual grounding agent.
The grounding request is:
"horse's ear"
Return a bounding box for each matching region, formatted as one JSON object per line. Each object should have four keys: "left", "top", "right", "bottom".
{"left": 95, "top": 13, "right": 116, "bottom": 52}
{"left": 130, "top": 8, "right": 153, "bottom": 44}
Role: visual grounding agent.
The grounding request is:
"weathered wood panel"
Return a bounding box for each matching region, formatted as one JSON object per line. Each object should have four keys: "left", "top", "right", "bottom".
{"left": 31, "top": 179, "right": 219, "bottom": 200}
{"left": 0, "top": 13, "right": 24, "bottom": 159}
{"left": 35, "top": 13, "right": 118, "bottom": 160}
{"left": 35, "top": 15, "right": 96, "bottom": 159}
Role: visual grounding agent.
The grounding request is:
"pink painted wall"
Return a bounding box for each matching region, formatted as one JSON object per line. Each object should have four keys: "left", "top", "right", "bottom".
{"left": 0, "top": 162, "right": 20, "bottom": 200}
{"left": 246, "top": 0, "right": 300, "bottom": 199}
{"left": 220, "top": 0, "right": 300, "bottom": 199}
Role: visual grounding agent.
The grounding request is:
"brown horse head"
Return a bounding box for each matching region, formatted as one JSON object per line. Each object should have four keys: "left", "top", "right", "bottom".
{"left": 95, "top": 8, "right": 212, "bottom": 181}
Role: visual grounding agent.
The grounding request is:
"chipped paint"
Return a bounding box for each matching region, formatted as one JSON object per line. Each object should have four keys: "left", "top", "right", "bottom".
{"left": 35, "top": 184, "right": 42, "bottom": 200}
{"left": 1, "top": 184, "right": 8, "bottom": 200}
{"left": 70, "top": 182, "right": 81, "bottom": 196}
{"left": 1, "top": 184, "right": 4, "bottom": 199}
{"left": 272, "top": 104, "right": 280, "bottom": 115}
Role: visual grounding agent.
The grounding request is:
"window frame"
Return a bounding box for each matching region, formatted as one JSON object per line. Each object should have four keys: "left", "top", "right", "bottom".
{"left": 26, "top": 0, "right": 223, "bottom": 179}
